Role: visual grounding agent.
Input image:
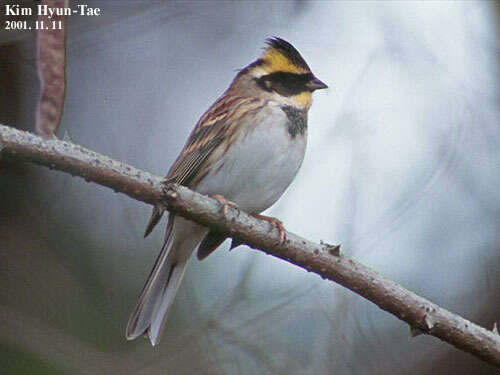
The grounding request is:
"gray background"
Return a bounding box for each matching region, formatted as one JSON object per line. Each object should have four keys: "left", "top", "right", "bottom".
{"left": 1, "top": 1, "right": 499, "bottom": 374}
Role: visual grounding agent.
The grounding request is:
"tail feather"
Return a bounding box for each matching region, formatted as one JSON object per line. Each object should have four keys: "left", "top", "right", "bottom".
{"left": 147, "top": 259, "right": 188, "bottom": 345}
{"left": 126, "top": 216, "right": 207, "bottom": 346}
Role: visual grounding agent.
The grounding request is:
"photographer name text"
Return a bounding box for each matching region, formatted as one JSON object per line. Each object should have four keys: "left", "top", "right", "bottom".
{"left": 5, "top": 4, "right": 100, "bottom": 18}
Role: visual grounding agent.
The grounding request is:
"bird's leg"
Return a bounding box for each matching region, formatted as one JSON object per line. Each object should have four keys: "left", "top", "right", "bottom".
{"left": 210, "top": 194, "right": 239, "bottom": 217}
{"left": 252, "top": 214, "right": 286, "bottom": 244}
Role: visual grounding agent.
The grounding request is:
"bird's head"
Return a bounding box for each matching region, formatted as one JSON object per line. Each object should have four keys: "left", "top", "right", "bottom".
{"left": 230, "top": 37, "right": 328, "bottom": 110}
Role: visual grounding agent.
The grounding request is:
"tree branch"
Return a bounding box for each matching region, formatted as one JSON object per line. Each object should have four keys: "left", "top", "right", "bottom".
{"left": 1, "top": 123, "right": 499, "bottom": 367}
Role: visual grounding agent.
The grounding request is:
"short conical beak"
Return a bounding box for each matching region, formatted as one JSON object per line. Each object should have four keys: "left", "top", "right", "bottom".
{"left": 307, "top": 76, "right": 328, "bottom": 91}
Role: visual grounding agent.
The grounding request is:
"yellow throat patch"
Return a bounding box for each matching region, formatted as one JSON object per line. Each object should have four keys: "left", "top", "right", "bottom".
{"left": 291, "top": 91, "right": 312, "bottom": 110}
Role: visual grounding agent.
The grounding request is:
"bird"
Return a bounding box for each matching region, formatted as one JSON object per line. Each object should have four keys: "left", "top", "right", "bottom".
{"left": 126, "top": 37, "right": 327, "bottom": 346}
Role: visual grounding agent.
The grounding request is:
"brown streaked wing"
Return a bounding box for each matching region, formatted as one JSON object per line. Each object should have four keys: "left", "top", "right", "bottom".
{"left": 166, "top": 96, "right": 261, "bottom": 187}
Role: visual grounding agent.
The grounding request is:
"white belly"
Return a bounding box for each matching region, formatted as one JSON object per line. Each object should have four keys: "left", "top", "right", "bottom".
{"left": 196, "top": 104, "right": 307, "bottom": 214}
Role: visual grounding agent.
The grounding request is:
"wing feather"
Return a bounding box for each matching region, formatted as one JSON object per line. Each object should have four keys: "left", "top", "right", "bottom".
{"left": 144, "top": 95, "right": 262, "bottom": 237}
{"left": 166, "top": 96, "right": 262, "bottom": 187}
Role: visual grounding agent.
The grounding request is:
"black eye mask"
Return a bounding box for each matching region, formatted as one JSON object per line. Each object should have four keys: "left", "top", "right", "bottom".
{"left": 256, "top": 72, "right": 314, "bottom": 97}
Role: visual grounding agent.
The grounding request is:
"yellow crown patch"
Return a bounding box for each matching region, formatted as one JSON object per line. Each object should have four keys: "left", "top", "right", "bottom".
{"left": 260, "top": 37, "right": 311, "bottom": 74}
{"left": 261, "top": 49, "right": 309, "bottom": 74}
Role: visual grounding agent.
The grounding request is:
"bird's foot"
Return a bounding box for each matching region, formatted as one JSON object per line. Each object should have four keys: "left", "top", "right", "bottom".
{"left": 253, "top": 214, "right": 286, "bottom": 244}
{"left": 210, "top": 194, "right": 239, "bottom": 217}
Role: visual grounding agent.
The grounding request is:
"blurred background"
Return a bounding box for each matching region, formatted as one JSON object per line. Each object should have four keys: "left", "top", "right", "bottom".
{"left": 1, "top": 1, "right": 499, "bottom": 374}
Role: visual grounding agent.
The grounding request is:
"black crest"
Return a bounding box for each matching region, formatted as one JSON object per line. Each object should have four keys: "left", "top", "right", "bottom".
{"left": 265, "top": 37, "right": 311, "bottom": 72}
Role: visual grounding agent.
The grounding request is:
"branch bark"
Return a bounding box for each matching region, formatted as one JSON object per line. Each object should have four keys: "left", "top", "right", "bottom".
{"left": 1, "top": 123, "right": 499, "bottom": 367}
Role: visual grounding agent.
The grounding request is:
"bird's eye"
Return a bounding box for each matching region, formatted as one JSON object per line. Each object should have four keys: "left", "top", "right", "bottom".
{"left": 255, "top": 76, "right": 273, "bottom": 92}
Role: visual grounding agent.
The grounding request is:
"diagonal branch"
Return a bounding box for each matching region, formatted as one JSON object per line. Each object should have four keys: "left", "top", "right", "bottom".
{"left": 1, "top": 123, "right": 499, "bottom": 367}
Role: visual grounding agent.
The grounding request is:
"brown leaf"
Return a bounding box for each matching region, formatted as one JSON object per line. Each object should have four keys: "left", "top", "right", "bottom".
{"left": 35, "top": 0, "right": 68, "bottom": 139}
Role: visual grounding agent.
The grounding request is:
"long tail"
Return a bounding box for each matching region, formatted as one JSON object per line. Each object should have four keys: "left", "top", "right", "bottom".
{"left": 126, "top": 215, "right": 207, "bottom": 346}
